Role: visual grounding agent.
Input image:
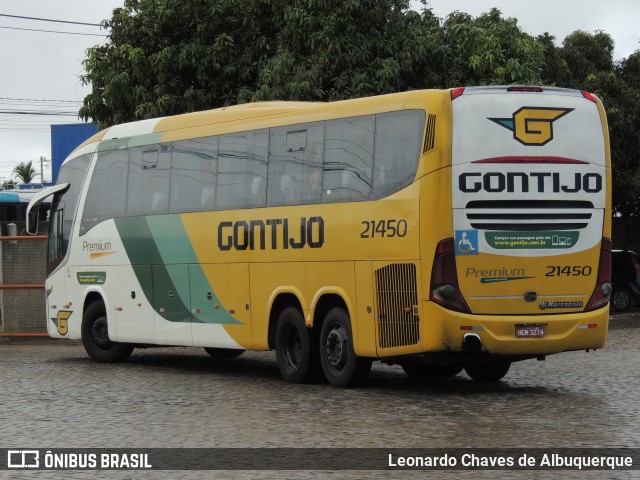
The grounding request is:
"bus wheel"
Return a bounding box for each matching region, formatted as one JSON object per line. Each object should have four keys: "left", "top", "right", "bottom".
{"left": 319, "top": 307, "right": 371, "bottom": 387}
{"left": 275, "top": 307, "right": 319, "bottom": 383}
{"left": 81, "top": 301, "right": 133, "bottom": 363}
{"left": 464, "top": 361, "right": 511, "bottom": 382}
{"left": 611, "top": 288, "right": 632, "bottom": 311}
{"left": 203, "top": 347, "right": 245, "bottom": 359}
{"left": 402, "top": 363, "right": 463, "bottom": 379}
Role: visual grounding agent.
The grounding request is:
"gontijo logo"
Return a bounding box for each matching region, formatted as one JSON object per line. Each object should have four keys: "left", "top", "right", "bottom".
{"left": 489, "top": 107, "right": 573, "bottom": 146}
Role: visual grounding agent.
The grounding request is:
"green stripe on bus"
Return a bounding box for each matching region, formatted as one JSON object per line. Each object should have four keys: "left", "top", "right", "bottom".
{"left": 115, "top": 216, "right": 241, "bottom": 325}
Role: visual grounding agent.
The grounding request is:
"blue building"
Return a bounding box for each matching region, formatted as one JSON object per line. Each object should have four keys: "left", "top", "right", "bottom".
{"left": 50, "top": 123, "right": 98, "bottom": 183}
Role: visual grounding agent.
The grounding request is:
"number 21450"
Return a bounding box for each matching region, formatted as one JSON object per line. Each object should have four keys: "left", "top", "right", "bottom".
{"left": 360, "top": 219, "right": 408, "bottom": 238}
{"left": 545, "top": 265, "right": 592, "bottom": 277}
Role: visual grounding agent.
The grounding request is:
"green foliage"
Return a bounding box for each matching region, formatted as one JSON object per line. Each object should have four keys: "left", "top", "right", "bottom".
{"left": 80, "top": 1, "right": 546, "bottom": 127}
{"left": 548, "top": 30, "right": 640, "bottom": 218}
{"left": 79, "top": 1, "right": 640, "bottom": 218}
{"left": 12, "top": 161, "right": 37, "bottom": 184}
{"left": 434, "top": 8, "right": 544, "bottom": 86}
{"left": 81, "top": 0, "right": 277, "bottom": 127}
{"left": 254, "top": 0, "right": 419, "bottom": 101}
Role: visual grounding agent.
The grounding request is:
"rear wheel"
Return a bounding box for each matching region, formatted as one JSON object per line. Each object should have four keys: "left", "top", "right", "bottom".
{"left": 402, "top": 363, "right": 463, "bottom": 379}
{"left": 275, "top": 307, "right": 319, "bottom": 383}
{"left": 611, "top": 288, "right": 632, "bottom": 311}
{"left": 203, "top": 347, "right": 244, "bottom": 359}
{"left": 319, "top": 307, "right": 371, "bottom": 387}
{"left": 81, "top": 301, "right": 133, "bottom": 363}
{"left": 464, "top": 361, "right": 511, "bottom": 382}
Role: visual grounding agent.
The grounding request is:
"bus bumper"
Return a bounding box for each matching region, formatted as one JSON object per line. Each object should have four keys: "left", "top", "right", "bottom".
{"left": 425, "top": 302, "right": 609, "bottom": 356}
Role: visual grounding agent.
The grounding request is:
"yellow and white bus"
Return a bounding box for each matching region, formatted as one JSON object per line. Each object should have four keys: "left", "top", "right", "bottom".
{"left": 28, "top": 87, "right": 611, "bottom": 386}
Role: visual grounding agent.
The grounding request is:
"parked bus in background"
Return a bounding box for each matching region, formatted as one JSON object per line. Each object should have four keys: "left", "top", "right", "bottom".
{"left": 28, "top": 87, "right": 611, "bottom": 386}
{"left": 0, "top": 189, "right": 49, "bottom": 235}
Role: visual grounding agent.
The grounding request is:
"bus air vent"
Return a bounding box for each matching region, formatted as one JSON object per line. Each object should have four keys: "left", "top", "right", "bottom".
{"left": 423, "top": 114, "right": 436, "bottom": 153}
{"left": 375, "top": 263, "right": 419, "bottom": 349}
{"left": 464, "top": 200, "right": 594, "bottom": 231}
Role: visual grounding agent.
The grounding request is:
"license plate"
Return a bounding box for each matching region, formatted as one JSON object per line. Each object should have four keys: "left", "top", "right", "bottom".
{"left": 515, "top": 324, "right": 547, "bottom": 338}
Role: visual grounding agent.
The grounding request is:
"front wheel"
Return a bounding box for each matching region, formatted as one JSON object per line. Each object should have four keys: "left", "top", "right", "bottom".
{"left": 319, "top": 307, "right": 371, "bottom": 387}
{"left": 464, "top": 361, "right": 511, "bottom": 382}
{"left": 81, "top": 301, "right": 133, "bottom": 363}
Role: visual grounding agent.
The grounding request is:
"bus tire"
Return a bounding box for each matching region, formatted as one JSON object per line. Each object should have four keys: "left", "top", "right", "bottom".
{"left": 464, "top": 361, "right": 511, "bottom": 382}
{"left": 275, "top": 307, "right": 319, "bottom": 383}
{"left": 203, "top": 347, "right": 245, "bottom": 359}
{"left": 402, "top": 363, "right": 463, "bottom": 379}
{"left": 319, "top": 307, "right": 371, "bottom": 387}
{"left": 611, "top": 288, "right": 632, "bottom": 311}
{"left": 81, "top": 301, "right": 133, "bottom": 363}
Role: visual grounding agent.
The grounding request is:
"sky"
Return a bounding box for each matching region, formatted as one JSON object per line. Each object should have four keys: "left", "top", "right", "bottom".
{"left": 0, "top": 0, "right": 639, "bottom": 185}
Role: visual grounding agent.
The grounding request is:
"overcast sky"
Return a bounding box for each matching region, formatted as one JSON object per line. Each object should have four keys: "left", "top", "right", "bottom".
{"left": 1, "top": 0, "right": 638, "bottom": 184}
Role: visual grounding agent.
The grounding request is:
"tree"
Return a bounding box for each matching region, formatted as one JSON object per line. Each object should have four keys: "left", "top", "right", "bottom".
{"left": 253, "top": 0, "right": 425, "bottom": 101}
{"left": 537, "top": 32, "right": 572, "bottom": 86}
{"left": 80, "top": 1, "right": 547, "bottom": 127}
{"left": 432, "top": 8, "right": 544, "bottom": 87}
{"left": 12, "top": 161, "right": 37, "bottom": 184}
{"left": 547, "top": 31, "right": 640, "bottom": 219}
{"left": 81, "top": 0, "right": 281, "bottom": 128}
{"left": 2, "top": 179, "right": 16, "bottom": 189}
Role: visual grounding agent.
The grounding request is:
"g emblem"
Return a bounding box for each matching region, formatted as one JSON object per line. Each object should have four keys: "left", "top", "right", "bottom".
{"left": 489, "top": 107, "right": 573, "bottom": 146}
{"left": 53, "top": 310, "right": 72, "bottom": 336}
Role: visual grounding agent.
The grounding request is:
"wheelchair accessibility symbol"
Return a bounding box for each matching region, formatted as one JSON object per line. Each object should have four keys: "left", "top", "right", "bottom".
{"left": 455, "top": 230, "right": 479, "bottom": 255}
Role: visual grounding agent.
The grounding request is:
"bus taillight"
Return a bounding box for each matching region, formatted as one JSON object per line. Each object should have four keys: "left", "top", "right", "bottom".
{"left": 450, "top": 87, "right": 465, "bottom": 100}
{"left": 430, "top": 238, "right": 470, "bottom": 313}
{"left": 585, "top": 238, "right": 612, "bottom": 311}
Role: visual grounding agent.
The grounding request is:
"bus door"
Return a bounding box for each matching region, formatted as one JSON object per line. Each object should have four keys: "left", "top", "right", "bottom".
{"left": 153, "top": 264, "right": 193, "bottom": 345}
{"left": 112, "top": 265, "right": 155, "bottom": 343}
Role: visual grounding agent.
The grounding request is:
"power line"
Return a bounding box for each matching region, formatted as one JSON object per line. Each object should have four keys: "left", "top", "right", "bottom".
{"left": 0, "top": 13, "right": 104, "bottom": 27}
{"left": 0, "top": 110, "right": 79, "bottom": 116}
{"left": 0, "top": 96, "right": 83, "bottom": 104}
{"left": 0, "top": 25, "right": 107, "bottom": 36}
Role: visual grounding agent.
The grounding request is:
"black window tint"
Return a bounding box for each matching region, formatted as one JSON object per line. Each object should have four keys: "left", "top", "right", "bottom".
{"left": 0, "top": 205, "right": 17, "bottom": 222}
{"left": 217, "top": 129, "right": 268, "bottom": 209}
{"left": 48, "top": 153, "right": 92, "bottom": 269}
{"left": 323, "top": 116, "right": 374, "bottom": 203}
{"left": 373, "top": 110, "right": 425, "bottom": 199}
{"left": 170, "top": 137, "right": 218, "bottom": 213}
{"left": 81, "top": 148, "right": 128, "bottom": 233}
{"left": 268, "top": 123, "right": 324, "bottom": 206}
{"left": 56, "top": 154, "right": 92, "bottom": 220}
{"left": 126, "top": 145, "right": 171, "bottom": 216}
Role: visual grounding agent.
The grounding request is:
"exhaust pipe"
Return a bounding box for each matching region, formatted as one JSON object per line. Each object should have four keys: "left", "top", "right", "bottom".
{"left": 462, "top": 333, "right": 482, "bottom": 352}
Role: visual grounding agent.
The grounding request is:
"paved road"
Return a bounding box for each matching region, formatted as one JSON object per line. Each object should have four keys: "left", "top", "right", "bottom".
{"left": 1, "top": 324, "right": 638, "bottom": 480}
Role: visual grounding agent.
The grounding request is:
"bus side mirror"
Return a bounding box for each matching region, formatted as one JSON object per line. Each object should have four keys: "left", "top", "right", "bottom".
{"left": 25, "top": 183, "right": 70, "bottom": 235}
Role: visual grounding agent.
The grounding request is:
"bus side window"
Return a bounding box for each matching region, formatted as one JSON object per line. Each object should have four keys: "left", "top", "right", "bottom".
{"left": 267, "top": 123, "right": 324, "bottom": 207}
{"left": 127, "top": 145, "right": 170, "bottom": 216}
{"left": 218, "top": 130, "right": 268, "bottom": 210}
{"left": 82, "top": 149, "right": 128, "bottom": 232}
{"left": 322, "top": 116, "right": 374, "bottom": 203}
{"left": 373, "top": 110, "right": 425, "bottom": 199}
{"left": 170, "top": 137, "right": 218, "bottom": 213}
